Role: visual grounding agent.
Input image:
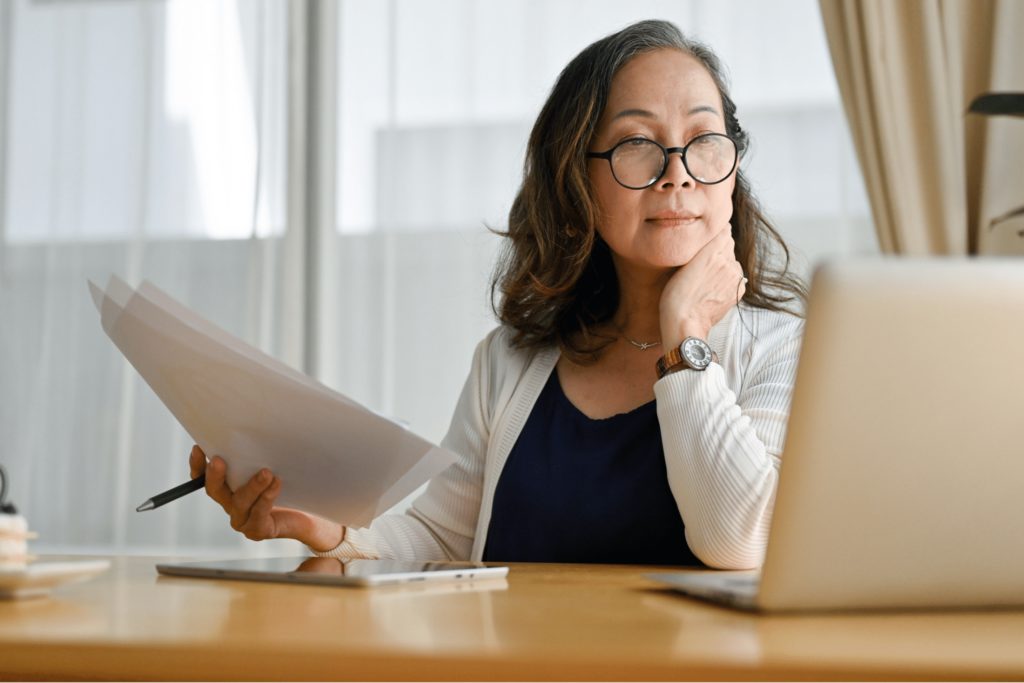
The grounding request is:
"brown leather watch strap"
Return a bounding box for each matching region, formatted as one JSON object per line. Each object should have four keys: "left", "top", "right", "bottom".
{"left": 656, "top": 347, "right": 685, "bottom": 379}
{"left": 656, "top": 344, "right": 719, "bottom": 379}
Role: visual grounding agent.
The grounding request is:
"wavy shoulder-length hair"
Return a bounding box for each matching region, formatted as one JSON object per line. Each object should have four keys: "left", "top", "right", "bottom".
{"left": 491, "top": 19, "right": 807, "bottom": 363}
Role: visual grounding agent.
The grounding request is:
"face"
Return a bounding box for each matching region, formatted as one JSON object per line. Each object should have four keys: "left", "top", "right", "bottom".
{"left": 588, "top": 48, "right": 737, "bottom": 273}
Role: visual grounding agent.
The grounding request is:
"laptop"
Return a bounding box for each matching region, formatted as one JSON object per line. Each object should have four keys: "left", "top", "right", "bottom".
{"left": 649, "top": 257, "right": 1024, "bottom": 612}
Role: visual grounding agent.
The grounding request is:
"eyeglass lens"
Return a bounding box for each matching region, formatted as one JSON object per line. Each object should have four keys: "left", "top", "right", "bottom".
{"left": 610, "top": 135, "right": 735, "bottom": 188}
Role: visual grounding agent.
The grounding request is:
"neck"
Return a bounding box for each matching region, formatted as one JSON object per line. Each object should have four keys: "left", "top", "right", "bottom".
{"left": 611, "top": 262, "right": 672, "bottom": 342}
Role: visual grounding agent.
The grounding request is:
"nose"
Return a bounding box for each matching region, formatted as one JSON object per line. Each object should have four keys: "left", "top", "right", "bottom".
{"left": 657, "top": 149, "right": 695, "bottom": 190}
{"left": 655, "top": 148, "right": 696, "bottom": 191}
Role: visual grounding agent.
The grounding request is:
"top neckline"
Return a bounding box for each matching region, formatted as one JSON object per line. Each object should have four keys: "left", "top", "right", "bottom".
{"left": 549, "top": 368, "right": 656, "bottom": 423}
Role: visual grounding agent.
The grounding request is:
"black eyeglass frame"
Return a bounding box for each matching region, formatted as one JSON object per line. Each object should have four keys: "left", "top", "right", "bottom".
{"left": 586, "top": 133, "right": 739, "bottom": 190}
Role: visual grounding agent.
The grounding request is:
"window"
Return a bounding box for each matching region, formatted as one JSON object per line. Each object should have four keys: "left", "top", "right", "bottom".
{"left": 323, "top": 0, "right": 878, "bottom": 449}
{"left": 3, "top": 0, "right": 287, "bottom": 242}
{"left": 334, "top": 0, "right": 877, "bottom": 277}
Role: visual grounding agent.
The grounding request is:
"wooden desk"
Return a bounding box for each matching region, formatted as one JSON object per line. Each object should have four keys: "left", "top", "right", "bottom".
{"left": 1, "top": 555, "right": 1023, "bottom": 681}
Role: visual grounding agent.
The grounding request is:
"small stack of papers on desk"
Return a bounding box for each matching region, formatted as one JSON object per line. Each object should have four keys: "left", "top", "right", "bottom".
{"left": 89, "top": 276, "right": 456, "bottom": 527}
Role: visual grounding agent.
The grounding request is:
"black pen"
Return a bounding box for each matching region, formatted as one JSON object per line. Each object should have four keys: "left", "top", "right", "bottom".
{"left": 136, "top": 475, "right": 206, "bottom": 512}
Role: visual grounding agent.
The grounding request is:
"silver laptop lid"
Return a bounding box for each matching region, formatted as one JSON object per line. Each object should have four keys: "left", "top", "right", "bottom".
{"left": 759, "top": 257, "right": 1024, "bottom": 611}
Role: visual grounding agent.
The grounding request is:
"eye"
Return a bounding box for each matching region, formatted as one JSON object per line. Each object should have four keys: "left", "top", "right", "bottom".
{"left": 692, "top": 128, "right": 729, "bottom": 141}
{"left": 619, "top": 136, "right": 651, "bottom": 147}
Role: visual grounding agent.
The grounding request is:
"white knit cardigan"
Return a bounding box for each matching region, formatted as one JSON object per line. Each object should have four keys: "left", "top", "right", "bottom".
{"left": 313, "top": 304, "right": 804, "bottom": 570}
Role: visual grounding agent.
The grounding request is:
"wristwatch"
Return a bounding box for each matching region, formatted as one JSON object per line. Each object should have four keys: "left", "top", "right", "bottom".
{"left": 656, "top": 337, "right": 717, "bottom": 378}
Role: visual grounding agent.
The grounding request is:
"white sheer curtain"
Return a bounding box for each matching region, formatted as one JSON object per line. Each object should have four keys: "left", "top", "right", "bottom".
{"left": 1, "top": 0, "right": 305, "bottom": 556}
{"left": 319, "top": 0, "right": 878, "bottom": 450}
{"left": 2, "top": 0, "right": 878, "bottom": 557}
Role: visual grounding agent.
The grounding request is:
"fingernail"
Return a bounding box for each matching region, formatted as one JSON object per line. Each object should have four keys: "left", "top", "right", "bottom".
{"left": 260, "top": 470, "right": 270, "bottom": 482}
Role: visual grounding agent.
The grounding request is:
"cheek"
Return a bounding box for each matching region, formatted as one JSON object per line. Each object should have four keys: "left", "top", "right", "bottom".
{"left": 707, "top": 177, "right": 736, "bottom": 226}
{"left": 591, "top": 173, "right": 638, "bottom": 236}
{"left": 592, "top": 171, "right": 622, "bottom": 215}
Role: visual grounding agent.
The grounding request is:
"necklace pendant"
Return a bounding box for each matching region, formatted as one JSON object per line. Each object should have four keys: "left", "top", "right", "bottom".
{"left": 627, "top": 339, "right": 661, "bottom": 351}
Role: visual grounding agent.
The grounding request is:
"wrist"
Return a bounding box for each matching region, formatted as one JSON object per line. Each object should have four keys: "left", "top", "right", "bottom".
{"left": 660, "top": 317, "right": 710, "bottom": 351}
{"left": 656, "top": 336, "right": 718, "bottom": 379}
{"left": 307, "top": 520, "right": 346, "bottom": 553}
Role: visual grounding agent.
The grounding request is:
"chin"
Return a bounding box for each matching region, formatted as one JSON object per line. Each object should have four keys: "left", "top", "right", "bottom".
{"left": 655, "top": 247, "right": 701, "bottom": 268}
{"left": 633, "top": 253, "right": 697, "bottom": 272}
{"left": 652, "top": 229, "right": 715, "bottom": 265}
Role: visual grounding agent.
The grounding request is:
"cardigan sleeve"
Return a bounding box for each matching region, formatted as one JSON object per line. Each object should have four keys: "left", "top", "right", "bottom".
{"left": 654, "top": 309, "right": 803, "bottom": 570}
{"left": 311, "top": 330, "right": 497, "bottom": 561}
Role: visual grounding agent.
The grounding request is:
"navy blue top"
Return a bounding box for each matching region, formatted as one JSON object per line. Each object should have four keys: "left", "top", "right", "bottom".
{"left": 482, "top": 370, "right": 701, "bottom": 566}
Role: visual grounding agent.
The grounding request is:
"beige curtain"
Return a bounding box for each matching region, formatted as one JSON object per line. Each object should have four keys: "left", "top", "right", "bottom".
{"left": 820, "top": 0, "right": 1024, "bottom": 255}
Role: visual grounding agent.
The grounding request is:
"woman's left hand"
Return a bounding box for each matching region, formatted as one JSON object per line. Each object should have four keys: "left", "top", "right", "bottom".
{"left": 659, "top": 225, "right": 746, "bottom": 349}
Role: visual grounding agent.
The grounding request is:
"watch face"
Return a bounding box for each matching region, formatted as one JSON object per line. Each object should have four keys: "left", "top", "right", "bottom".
{"left": 682, "top": 338, "right": 712, "bottom": 369}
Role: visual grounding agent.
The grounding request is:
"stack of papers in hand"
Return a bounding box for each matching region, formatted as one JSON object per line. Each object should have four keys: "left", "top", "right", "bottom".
{"left": 89, "top": 276, "right": 456, "bottom": 528}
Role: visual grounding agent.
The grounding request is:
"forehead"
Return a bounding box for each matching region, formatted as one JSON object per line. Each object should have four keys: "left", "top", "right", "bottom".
{"left": 603, "top": 48, "right": 722, "bottom": 121}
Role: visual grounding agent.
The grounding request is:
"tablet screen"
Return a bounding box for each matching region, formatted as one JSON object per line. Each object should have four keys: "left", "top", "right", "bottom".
{"left": 156, "top": 556, "right": 509, "bottom": 587}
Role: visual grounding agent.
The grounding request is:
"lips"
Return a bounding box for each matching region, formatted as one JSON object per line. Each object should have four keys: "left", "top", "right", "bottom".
{"left": 646, "top": 211, "right": 702, "bottom": 225}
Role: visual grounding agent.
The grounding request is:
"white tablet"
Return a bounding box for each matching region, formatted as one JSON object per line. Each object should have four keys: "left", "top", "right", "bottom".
{"left": 155, "top": 556, "right": 509, "bottom": 587}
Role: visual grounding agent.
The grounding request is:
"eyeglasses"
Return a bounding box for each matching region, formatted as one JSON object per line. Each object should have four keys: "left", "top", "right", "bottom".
{"left": 586, "top": 133, "right": 738, "bottom": 190}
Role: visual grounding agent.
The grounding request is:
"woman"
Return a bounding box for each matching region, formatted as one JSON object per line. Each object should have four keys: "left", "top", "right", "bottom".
{"left": 189, "top": 19, "right": 806, "bottom": 570}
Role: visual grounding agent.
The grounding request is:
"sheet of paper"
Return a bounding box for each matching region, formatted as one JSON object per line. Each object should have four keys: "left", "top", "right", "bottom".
{"left": 89, "top": 277, "right": 457, "bottom": 527}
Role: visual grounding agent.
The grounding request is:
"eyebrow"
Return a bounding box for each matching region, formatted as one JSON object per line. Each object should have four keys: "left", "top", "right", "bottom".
{"left": 687, "top": 105, "right": 720, "bottom": 116}
{"left": 611, "top": 105, "right": 720, "bottom": 121}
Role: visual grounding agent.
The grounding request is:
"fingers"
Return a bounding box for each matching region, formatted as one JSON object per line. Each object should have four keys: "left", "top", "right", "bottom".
{"left": 660, "top": 224, "right": 745, "bottom": 340}
{"left": 712, "top": 224, "right": 736, "bottom": 255}
{"left": 711, "top": 229, "right": 742, "bottom": 284}
{"left": 189, "top": 445, "right": 207, "bottom": 480}
{"left": 195, "top": 452, "right": 286, "bottom": 542}
{"left": 204, "top": 456, "right": 237, "bottom": 510}
{"left": 246, "top": 477, "right": 281, "bottom": 520}
{"left": 229, "top": 469, "right": 276, "bottom": 531}
{"left": 691, "top": 225, "right": 735, "bottom": 267}
{"left": 238, "top": 477, "right": 282, "bottom": 540}
{"left": 697, "top": 230, "right": 740, "bottom": 284}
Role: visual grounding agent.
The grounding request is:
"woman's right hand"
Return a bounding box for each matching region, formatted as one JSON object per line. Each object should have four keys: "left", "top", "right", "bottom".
{"left": 659, "top": 225, "right": 745, "bottom": 350}
{"left": 189, "top": 445, "right": 345, "bottom": 553}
